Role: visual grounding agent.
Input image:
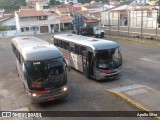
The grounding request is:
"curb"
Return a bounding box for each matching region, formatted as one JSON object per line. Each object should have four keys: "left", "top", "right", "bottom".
{"left": 108, "top": 90, "right": 160, "bottom": 120}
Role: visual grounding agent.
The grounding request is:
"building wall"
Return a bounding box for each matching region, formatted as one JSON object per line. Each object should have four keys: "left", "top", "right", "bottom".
{"left": 15, "top": 13, "right": 20, "bottom": 31}
{"left": 1, "top": 17, "right": 16, "bottom": 30}
{"left": 130, "top": 10, "right": 157, "bottom": 28}
{"left": 101, "top": 8, "right": 158, "bottom": 28}
{"left": 131, "top": 0, "right": 149, "bottom": 5}
{"left": 15, "top": 12, "right": 62, "bottom": 35}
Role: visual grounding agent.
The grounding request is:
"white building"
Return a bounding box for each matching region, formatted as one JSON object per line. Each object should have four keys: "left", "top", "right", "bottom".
{"left": 15, "top": 9, "right": 61, "bottom": 35}
{"left": 130, "top": 0, "right": 149, "bottom": 5}
{"left": 56, "top": 0, "right": 78, "bottom": 4}
{"left": 36, "top": 2, "right": 49, "bottom": 11}
{"left": 101, "top": 5, "right": 158, "bottom": 28}
{"left": 0, "top": 8, "right": 5, "bottom": 17}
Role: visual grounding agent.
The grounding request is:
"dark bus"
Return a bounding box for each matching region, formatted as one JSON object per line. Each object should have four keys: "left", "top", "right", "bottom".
{"left": 53, "top": 34, "right": 122, "bottom": 80}
{"left": 11, "top": 36, "right": 70, "bottom": 103}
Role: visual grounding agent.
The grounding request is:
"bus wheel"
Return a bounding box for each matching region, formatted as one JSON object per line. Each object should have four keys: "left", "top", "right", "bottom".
{"left": 100, "top": 33, "right": 104, "bottom": 38}
{"left": 95, "top": 35, "right": 98, "bottom": 38}
{"left": 16, "top": 67, "right": 19, "bottom": 76}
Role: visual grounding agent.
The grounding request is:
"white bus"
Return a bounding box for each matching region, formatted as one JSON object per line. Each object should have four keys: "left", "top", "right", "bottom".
{"left": 53, "top": 34, "right": 122, "bottom": 80}
{"left": 11, "top": 36, "right": 70, "bottom": 103}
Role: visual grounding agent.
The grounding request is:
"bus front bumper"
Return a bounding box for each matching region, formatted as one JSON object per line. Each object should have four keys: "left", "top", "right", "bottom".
{"left": 95, "top": 66, "right": 123, "bottom": 80}
{"left": 29, "top": 86, "right": 68, "bottom": 103}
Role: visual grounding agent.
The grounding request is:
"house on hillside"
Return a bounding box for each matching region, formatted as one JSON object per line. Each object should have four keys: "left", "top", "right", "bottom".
{"left": 0, "top": 8, "right": 5, "bottom": 17}
{"left": 90, "top": 12, "right": 100, "bottom": 21}
{"left": 15, "top": 9, "right": 60, "bottom": 35}
{"left": 83, "top": 18, "right": 100, "bottom": 27}
{"left": 0, "top": 13, "right": 19, "bottom": 37}
{"left": 101, "top": 5, "right": 158, "bottom": 28}
{"left": 129, "top": 6, "right": 157, "bottom": 28}
{"left": 59, "top": 15, "right": 72, "bottom": 30}
{"left": 55, "top": 7, "right": 70, "bottom": 15}
{"left": 36, "top": 2, "right": 49, "bottom": 11}
{"left": 130, "top": 0, "right": 150, "bottom": 5}
{"left": 54, "top": 7, "right": 73, "bottom": 30}
{"left": 81, "top": 4, "right": 103, "bottom": 13}
{"left": 101, "top": 5, "right": 129, "bottom": 26}
{"left": 0, "top": 14, "right": 16, "bottom": 30}
{"left": 55, "top": 0, "right": 78, "bottom": 4}
{"left": 26, "top": 0, "right": 50, "bottom": 7}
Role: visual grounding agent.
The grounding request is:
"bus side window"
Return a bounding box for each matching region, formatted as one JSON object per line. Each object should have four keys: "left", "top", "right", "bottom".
{"left": 59, "top": 40, "right": 62, "bottom": 48}
{"left": 54, "top": 39, "right": 57, "bottom": 46}
{"left": 82, "top": 51, "right": 86, "bottom": 58}
{"left": 75, "top": 44, "right": 79, "bottom": 55}
{"left": 62, "top": 41, "right": 65, "bottom": 49}
{"left": 70, "top": 46, "right": 74, "bottom": 53}
{"left": 65, "top": 42, "right": 69, "bottom": 50}
{"left": 80, "top": 46, "right": 86, "bottom": 55}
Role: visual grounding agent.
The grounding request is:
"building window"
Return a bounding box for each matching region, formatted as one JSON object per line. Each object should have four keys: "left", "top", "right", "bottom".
{"left": 21, "top": 27, "right": 29, "bottom": 32}
{"left": 21, "top": 28, "right": 24, "bottom": 32}
{"left": 38, "top": 16, "right": 47, "bottom": 20}
{"left": 43, "top": 6, "right": 49, "bottom": 9}
{"left": 30, "top": 26, "right": 39, "bottom": 31}
{"left": 147, "top": 10, "right": 152, "bottom": 18}
{"left": 26, "top": 27, "right": 29, "bottom": 31}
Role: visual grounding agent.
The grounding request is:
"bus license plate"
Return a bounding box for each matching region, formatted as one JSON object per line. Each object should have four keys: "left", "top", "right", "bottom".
{"left": 48, "top": 97, "right": 55, "bottom": 101}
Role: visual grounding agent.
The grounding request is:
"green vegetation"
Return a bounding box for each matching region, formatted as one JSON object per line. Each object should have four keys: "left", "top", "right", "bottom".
{"left": 156, "top": 0, "right": 160, "bottom": 26}
{"left": 50, "top": 0, "right": 56, "bottom": 5}
{"left": 0, "top": 0, "right": 26, "bottom": 12}
{"left": 0, "top": 24, "right": 8, "bottom": 31}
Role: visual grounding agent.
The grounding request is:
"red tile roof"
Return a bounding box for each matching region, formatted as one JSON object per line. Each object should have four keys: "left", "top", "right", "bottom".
{"left": 72, "top": 10, "right": 89, "bottom": 16}
{"left": 0, "top": 14, "right": 14, "bottom": 22}
{"left": 56, "top": 8, "right": 69, "bottom": 14}
{"left": 20, "top": 6, "right": 30, "bottom": 9}
{"left": 16, "top": 9, "right": 47, "bottom": 17}
{"left": 70, "top": 6, "right": 81, "bottom": 11}
{"left": 59, "top": 15, "right": 72, "bottom": 21}
{"left": 90, "top": 12, "right": 100, "bottom": 19}
{"left": 84, "top": 19, "right": 99, "bottom": 23}
{"left": 83, "top": 5, "right": 101, "bottom": 9}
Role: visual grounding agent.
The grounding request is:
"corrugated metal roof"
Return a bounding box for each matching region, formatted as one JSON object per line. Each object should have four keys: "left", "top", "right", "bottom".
{"left": 111, "top": 5, "right": 128, "bottom": 11}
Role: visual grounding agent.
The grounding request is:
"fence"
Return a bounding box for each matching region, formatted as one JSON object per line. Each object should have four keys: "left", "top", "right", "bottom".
{"left": 0, "top": 30, "right": 21, "bottom": 38}
{"left": 101, "top": 10, "right": 160, "bottom": 40}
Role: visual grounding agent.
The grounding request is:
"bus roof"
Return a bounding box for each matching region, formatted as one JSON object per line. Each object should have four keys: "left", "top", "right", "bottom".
{"left": 54, "top": 34, "right": 119, "bottom": 50}
{"left": 12, "top": 36, "right": 62, "bottom": 61}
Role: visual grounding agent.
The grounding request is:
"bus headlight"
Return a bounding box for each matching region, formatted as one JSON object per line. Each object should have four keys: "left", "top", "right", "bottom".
{"left": 32, "top": 93, "right": 37, "bottom": 97}
{"left": 62, "top": 86, "right": 68, "bottom": 91}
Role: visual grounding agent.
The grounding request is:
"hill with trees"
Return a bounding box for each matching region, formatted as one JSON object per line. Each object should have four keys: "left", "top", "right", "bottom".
{"left": 0, "top": 0, "right": 26, "bottom": 12}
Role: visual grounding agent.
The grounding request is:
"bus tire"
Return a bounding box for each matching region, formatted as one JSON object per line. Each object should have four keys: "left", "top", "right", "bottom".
{"left": 16, "top": 66, "right": 19, "bottom": 76}
{"left": 100, "top": 33, "right": 104, "bottom": 38}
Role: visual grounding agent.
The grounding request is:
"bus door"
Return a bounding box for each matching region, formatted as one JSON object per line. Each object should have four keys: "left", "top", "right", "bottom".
{"left": 82, "top": 51, "right": 88, "bottom": 76}
{"left": 88, "top": 51, "right": 94, "bottom": 76}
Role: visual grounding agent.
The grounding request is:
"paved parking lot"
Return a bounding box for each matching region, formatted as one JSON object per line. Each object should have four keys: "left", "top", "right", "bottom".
{"left": 1, "top": 35, "right": 160, "bottom": 120}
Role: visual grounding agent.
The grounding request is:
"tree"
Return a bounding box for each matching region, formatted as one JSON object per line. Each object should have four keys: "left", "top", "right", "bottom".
{"left": 50, "top": 0, "right": 56, "bottom": 5}
{"left": 0, "top": 24, "right": 8, "bottom": 31}
{"left": 0, "top": 0, "right": 25, "bottom": 12}
{"left": 156, "top": 0, "right": 160, "bottom": 27}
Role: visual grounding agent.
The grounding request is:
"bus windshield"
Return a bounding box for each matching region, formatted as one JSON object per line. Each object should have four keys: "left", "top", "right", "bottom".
{"left": 24, "top": 57, "right": 66, "bottom": 90}
{"left": 95, "top": 48, "right": 122, "bottom": 70}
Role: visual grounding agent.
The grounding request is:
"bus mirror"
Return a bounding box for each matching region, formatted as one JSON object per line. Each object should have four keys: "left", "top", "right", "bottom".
{"left": 22, "top": 63, "right": 27, "bottom": 75}
{"left": 67, "top": 62, "right": 71, "bottom": 71}
{"left": 64, "top": 59, "right": 71, "bottom": 71}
